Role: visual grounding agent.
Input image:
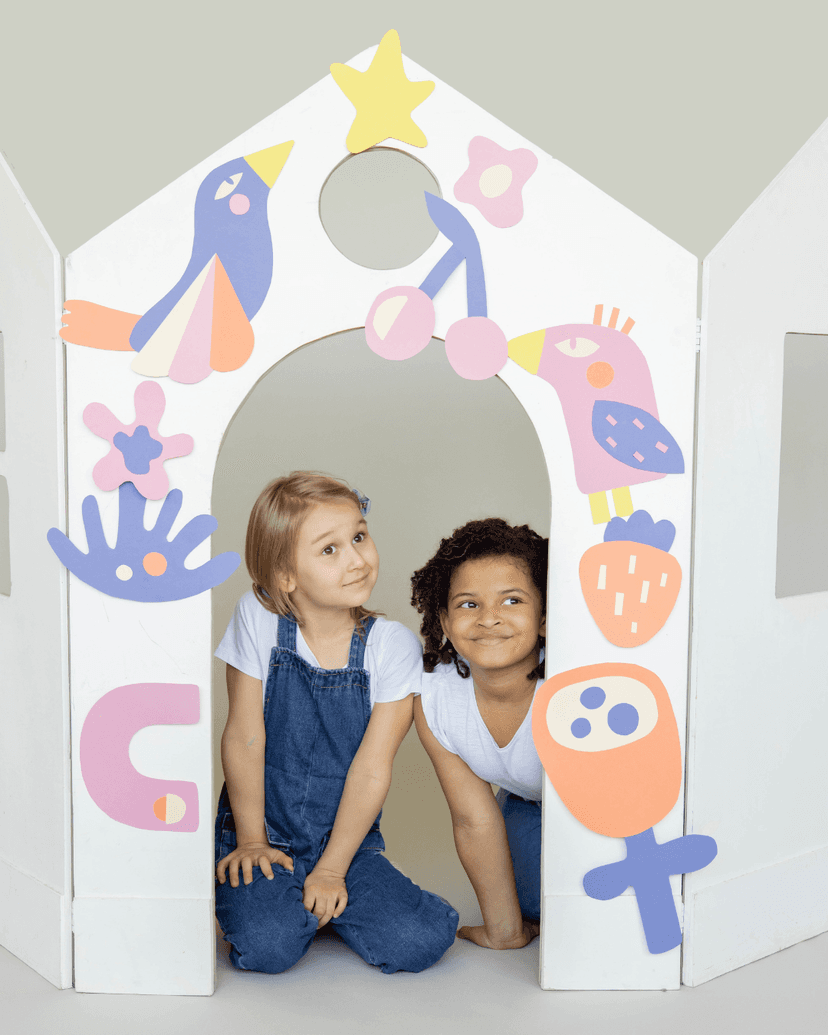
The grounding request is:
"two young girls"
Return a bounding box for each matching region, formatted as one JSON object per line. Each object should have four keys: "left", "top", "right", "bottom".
{"left": 215, "top": 472, "right": 546, "bottom": 973}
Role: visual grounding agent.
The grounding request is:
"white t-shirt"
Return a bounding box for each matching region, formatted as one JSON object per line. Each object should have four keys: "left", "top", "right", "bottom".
{"left": 215, "top": 590, "right": 422, "bottom": 708}
{"left": 419, "top": 662, "right": 544, "bottom": 801}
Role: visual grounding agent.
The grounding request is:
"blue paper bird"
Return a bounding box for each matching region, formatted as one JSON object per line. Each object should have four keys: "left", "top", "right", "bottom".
{"left": 60, "top": 142, "right": 293, "bottom": 383}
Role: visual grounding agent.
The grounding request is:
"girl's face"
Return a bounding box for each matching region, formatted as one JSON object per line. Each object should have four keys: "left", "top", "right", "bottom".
{"left": 283, "top": 501, "right": 379, "bottom": 617}
{"left": 440, "top": 555, "right": 546, "bottom": 680}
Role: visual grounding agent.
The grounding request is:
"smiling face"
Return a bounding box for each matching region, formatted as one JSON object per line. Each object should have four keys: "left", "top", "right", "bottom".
{"left": 440, "top": 555, "right": 546, "bottom": 682}
{"left": 282, "top": 501, "right": 379, "bottom": 620}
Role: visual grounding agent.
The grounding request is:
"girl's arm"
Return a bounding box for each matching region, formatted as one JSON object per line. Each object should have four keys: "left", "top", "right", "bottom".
{"left": 303, "top": 694, "right": 414, "bottom": 925}
{"left": 413, "top": 696, "right": 536, "bottom": 949}
{"left": 217, "top": 664, "right": 293, "bottom": 887}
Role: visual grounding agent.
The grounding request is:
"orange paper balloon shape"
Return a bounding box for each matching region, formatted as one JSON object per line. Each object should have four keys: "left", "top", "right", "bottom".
{"left": 580, "top": 540, "right": 682, "bottom": 648}
{"left": 532, "top": 663, "right": 681, "bottom": 838}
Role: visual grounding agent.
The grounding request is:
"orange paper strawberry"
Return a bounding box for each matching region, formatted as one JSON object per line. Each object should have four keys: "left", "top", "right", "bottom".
{"left": 580, "top": 510, "right": 682, "bottom": 648}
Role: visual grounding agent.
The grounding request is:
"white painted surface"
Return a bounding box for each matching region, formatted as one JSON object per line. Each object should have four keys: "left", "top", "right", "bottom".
{"left": 73, "top": 897, "right": 215, "bottom": 995}
{"left": 683, "top": 845, "right": 828, "bottom": 986}
{"left": 0, "top": 154, "right": 71, "bottom": 987}
{"left": 684, "top": 116, "right": 828, "bottom": 985}
{"left": 65, "top": 44, "right": 696, "bottom": 991}
{"left": 541, "top": 893, "right": 683, "bottom": 989}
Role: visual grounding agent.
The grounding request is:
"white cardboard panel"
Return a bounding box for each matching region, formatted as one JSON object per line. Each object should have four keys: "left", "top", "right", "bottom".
{"left": 65, "top": 46, "right": 696, "bottom": 991}
{"left": 685, "top": 117, "right": 828, "bottom": 984}
{"left": 0, "top": 154, "right": 71, "bottom": 988}
{"left": 73, "top": 897, "right": 215, "bottom": 995}
{"left": 540, "top": 893, "right": 682, "bottom": 989}
{"left": 683, "top": 844, "right": 828, "bottom": 986}
{"left": 0, "top": 855, "right": 69, "bottom": 989}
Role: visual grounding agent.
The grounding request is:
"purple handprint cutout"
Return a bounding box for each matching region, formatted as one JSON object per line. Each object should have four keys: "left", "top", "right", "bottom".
{"left": 47, "top": 482, "right": 240, "bottom": 601}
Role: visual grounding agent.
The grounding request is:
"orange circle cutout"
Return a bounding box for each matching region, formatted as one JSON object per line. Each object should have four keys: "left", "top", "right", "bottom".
{"left": 142, "top": 552, "right": 168, "bottom": 576}
{"left": 586, "top": 361, "right": 615, "bottom": 388}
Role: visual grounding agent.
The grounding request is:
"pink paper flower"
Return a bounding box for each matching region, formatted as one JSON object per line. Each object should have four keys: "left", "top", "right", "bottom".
{"left": 83, "top": 381, "right": 194, "bottom": 500}
{"left": 454, "top": 136, "right": 538, "bottom": 228}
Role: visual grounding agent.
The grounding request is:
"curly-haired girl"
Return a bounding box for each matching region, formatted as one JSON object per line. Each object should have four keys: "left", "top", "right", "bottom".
{"left": 410, "top": 517, "right": 548, "bottom": 950}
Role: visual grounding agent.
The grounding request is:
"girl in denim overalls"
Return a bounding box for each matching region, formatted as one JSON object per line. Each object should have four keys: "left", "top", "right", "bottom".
{"left": 214, "top": 472, "right": 458, "bottom": 974}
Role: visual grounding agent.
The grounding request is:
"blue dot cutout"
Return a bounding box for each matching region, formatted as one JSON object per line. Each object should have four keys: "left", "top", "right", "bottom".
{"left": 571, "top": 717, "right": 592, "bottom": 739}
{"left": 608, "top": 702, "right": 639, "bottom": 736}
{"left": 580, "top": 685, "right": 606, "bottom": 709}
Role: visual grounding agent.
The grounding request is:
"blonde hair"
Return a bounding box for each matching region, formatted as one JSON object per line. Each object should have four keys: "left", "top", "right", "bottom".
{"left": 246, "top": 471, "right": 380, "bottom": 629}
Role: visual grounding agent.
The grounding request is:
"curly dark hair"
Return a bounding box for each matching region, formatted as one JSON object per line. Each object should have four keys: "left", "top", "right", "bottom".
{"left": 411, "top": 517, "right": 548, "bottom": 681}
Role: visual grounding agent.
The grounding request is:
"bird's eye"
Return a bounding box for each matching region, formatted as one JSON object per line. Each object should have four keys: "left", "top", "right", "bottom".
{"left": 551, "top": 336, "right": 600, "bottom": 359}
{"left": 215, "top": 173, "right": 243, "bottom": 200}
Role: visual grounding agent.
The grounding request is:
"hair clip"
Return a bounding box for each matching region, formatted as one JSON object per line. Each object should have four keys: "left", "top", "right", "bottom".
{"left": 353, "top": 490, "right": 371, "bottom": 516}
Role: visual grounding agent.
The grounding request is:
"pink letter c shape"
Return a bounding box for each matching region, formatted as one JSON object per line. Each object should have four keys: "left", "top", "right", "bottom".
{"left": 80, "top": 683, "right": 200, "bottom": 832}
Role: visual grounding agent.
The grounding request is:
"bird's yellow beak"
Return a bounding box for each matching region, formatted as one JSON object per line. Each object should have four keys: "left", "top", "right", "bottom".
{"left": 507, "top": 329, "right": 545, "bottom": 375}
{"left": 244, "top": 141, "right": 294, "bottom": 189}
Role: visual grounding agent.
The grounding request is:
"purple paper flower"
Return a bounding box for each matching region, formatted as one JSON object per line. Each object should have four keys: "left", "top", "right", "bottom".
{"left": 454, "top": 137, "right": 538, "bottom": 228}
{"left": 83, "top": 381, "right": 194, "bottom": 500}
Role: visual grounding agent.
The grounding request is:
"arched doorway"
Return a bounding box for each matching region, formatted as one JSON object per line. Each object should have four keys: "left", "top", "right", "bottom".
{"left": 211, "top": 327, "right": 550, "bottom": 918}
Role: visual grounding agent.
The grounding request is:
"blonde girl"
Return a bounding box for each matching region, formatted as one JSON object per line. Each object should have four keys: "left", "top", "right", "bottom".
{"left": 215, "top": 472, "right": 458, "bottom": 973}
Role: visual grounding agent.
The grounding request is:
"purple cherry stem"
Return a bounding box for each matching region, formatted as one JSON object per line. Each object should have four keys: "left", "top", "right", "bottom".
{"left": 418, "top": 244, "right": 463, "bottom": 300}
{"left": 419, "top": 194, "right": 489, "bottom": 319}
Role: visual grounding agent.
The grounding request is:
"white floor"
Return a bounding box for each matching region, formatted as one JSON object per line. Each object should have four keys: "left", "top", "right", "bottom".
{"left": 3, "top": 921, "right": 826, "bottom": 1035}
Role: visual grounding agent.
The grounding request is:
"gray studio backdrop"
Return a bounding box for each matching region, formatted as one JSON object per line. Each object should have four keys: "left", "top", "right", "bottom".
{"left": 211, "top": 329, "right": 549, "bottom": 909}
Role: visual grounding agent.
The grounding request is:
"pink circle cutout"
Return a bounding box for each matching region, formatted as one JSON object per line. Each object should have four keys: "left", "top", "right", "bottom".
{"left": 229, "top": 193, "right": 250, "bottom": 215}
{"left": 365, "top": 286, "right": 435, "bottom": 361}
{"left": 444, "top": 317, "right": 508, "bottom": 380}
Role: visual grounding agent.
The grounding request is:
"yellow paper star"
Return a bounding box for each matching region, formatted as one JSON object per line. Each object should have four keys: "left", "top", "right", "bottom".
{"left": 330, "top": 30, "right": 435, "bottom": 153}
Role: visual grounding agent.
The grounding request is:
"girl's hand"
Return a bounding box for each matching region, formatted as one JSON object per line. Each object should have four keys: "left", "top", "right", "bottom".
{"left": 303, "top": 866, "right": 348, "bottom": 927}
{"left": 216, "top": 842, "right": 294, "bottom": 888}
{"left": 457, "top": 920, "right": 540, "bottom": 949}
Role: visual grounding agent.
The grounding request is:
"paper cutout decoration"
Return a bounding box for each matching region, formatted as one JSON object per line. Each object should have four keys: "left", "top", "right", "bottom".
{"left": 508, "top": 305, "right": 685, "bottom": 524}
{"left": 365, "top": 193, "right": 508, "bottom": 379}
{"left": 60, "top": 141, "right": 294, "bottom": 382}
{"left": 454, "top": 136, "right": 538, "bottom": 228}
{"left": 592, "top": 401, "right": 684, "bottom": 474}
{"left": 532, "top": 663, "right": 717, "bottom": 953}
{"left": 83, "top": 381, "right": 194, "bottom": 500}
{"left": 330, "top": 30, "right": 434, "bottom": 153}
{"left": 46, "top": 482, "right": 240, "bottom": 601}
{"left": 80, "top": 682, "right": 199, "bottom": 832}
{"left": 580, "top": 510, "right": 682, "bottom": 647}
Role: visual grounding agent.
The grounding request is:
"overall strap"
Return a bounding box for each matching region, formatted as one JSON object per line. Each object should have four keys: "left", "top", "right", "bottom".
{"left": 348, "top": 616, "right": 376, "bottom": 669}
{"left": 277, "top": 614, "right": 298, "bottom": 651}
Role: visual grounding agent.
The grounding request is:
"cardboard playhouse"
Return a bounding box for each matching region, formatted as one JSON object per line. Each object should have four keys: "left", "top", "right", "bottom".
{"left": 1, "top": 31, "right": 826, "bottom": 995}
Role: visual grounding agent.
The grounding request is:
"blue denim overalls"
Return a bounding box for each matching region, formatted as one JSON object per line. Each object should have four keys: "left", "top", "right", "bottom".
{"left": 215, "top": 614, "right": 458, "bottom": 974}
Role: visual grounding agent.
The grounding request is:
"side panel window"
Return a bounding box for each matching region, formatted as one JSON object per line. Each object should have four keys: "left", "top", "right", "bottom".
{"left": 0, "top": 474, "right": 9, "bottom": 595}
{"left": 776, "top": 333, "right": 828, "bottom": 597}
{"left": 0, "top": 330, "right": 5, "bottom": 450}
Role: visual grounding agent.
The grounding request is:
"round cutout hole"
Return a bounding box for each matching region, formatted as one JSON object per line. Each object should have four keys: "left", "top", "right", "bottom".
{"left": 319, "top": 148, "right": 442, "bottom": 270}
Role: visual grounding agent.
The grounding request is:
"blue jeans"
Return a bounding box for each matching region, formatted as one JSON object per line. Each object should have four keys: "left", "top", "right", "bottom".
{"left": 215, "top": 615, "right": 458, "bottom": 974}
{"left": 215, "top": 842, "right": 458, "bottom": 974}
{"left": 497, "top": 789, "right": 541, "bottom": 923}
